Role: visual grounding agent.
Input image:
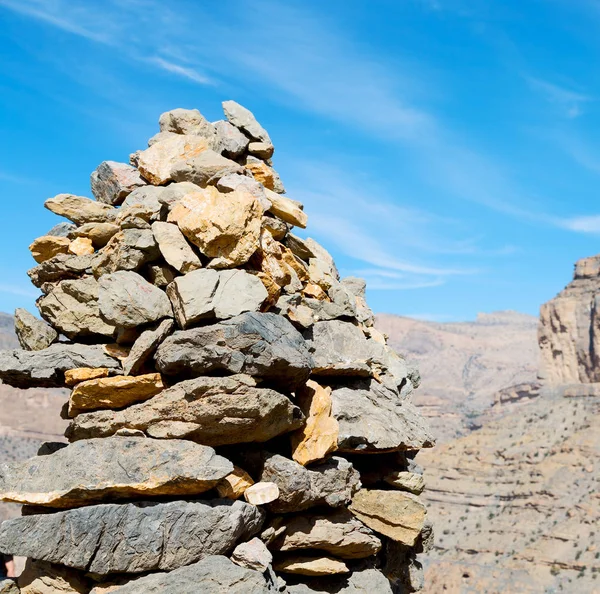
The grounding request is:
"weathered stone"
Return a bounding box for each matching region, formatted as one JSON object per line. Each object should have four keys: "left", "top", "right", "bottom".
{"left": 284, "top": 234, "right": 315, "bottom": 261}
{"left": 260, "top": 455, "right": 360, "bottom": 513}
{"left": 137, "top": 135, "right": 211, "bottom": 185}
{"left": 245, "top": 158, "right": 278, "bottom": 191}
{"left": 47, "top": 222, "right": 77, "bottom": 238}
{"left": 214, "top": 120, "right": 249, "bottom": 158}
{"left": 64, "top": 368, "right": 110, "bottom": 387}
{"left": 45, "top": 194, "right": 116, "bottom": 225}
{"left": 14, "top": 308, "right": 58, "bottom": 351}
{"left": 262, "top": 215, "right": 288, "bottom": 241}
{"left": 384, "top": 471, "right": 425, "bottom": 495}
{"left": 342, "top": 277, "right": 374, "bottom": 326}
{"left": 67, "top": 374, "right": 304, "bottom": 445}
{"left": 268, "top": 510, "right": 381, "bottom": 559}
{"left": 0, "top": 437, "right": 232, "bottom": 508}
{"left": 349, "top": 489, "right": 426, "bottom": 546}
{"left": 0, "top": 580, "right": 17, "bottom": 594}
{"left": 98, "top": 271, "right": 172, "bottom": 329}
{"left": 159, "top": 108, "right": 217, "bottom": 140}
{"left": 70, "top": 223, "right": 120, "bottom": 248}
{"left": 38, "top": 277, "right": 115, "bottom": 340}
{"left": 264, "top": 188, "right": 307, "bottom": 228}
{"left": 120, "top": 186, "right": 165, "bottom": 219}
{"left": 146, "top": 263, "right": 176, "bottom": 288}
{"left": 151, "top": 221, "right": 201, "bottom": 274}
{"left": 223, "top": 101, "right": 272, "bottom": 144}
{"left": 167, "top": 185, "right": 262, "bottom": 268}
{"left": 97, "top": 556, "right": 278, "bottom": 593}
{"left": 68, "top": 237, "right": 94, "bottom": 256}
{"left": 92, "top": 229, "right": 160, "bottom": 276}
{"left": 167, "top": 269, "right": 268, "bottom": 328}
{"left": 18, "top": 559, "right": 89, "bottom": 594}
{"left": 331, "top": 379, "right": 435, "bottom": 452}
{"left": 290, "top": 380, "right": 339, "bottom": 465}
{"left": 29, "top": 236, "right": 70, "bottom": 263}
{"left": 217, "top": 466, "right": 255, "bottom": 499}
{"left": 248, "top": 142, "right": 274, "bottom": 159}
{"left": 217, "top": 173, "right": 271, "bottom": 212}
{"left": 28, "top": 254, "right": 95, "bottom": 289}
{"left": 68, "top": 373, "right": 164, "bottom": 416}
{"left": 122, "top": 319, "right": 174, "bottom": 376}
{"left": 244, "top": 482, "right": 280, "bottom": 506}
{"left": 91, "top": 162, "right": 146, "bottom": 206}
{"left": 171, "top": 149, "right": 243, "bottom": 186}
{"left": 155, "top": 312, "right": 313, "bottom": 391}
{"left": 286, "top": 568, "right": 393, "bottom": 593}
{"left": 274, "top": 555, "right": 349, "bottom": 576}
{"left": 0, "top": 500, "right": 265, "bottom": 575}
{"left": 231, "top": 538, "right": 273, "bottom": 572}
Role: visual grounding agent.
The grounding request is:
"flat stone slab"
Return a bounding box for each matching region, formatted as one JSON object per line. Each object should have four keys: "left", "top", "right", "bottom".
{"left": 0, "top": 500, "right": 264, "bottom": 575}
{"left": 0, "top": 437, "right": 232, "bottom": 508}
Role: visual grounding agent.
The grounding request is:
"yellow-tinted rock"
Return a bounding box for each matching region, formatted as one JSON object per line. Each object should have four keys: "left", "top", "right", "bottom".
{"left": 264, "top": 187, "right": 308, "bottom": 228}
{"left": 246, "top": 160, "right": 275, "bottom": 190}
{"left": 64, "top": 367, "right": 111, "bottom": 387}
{"left": 19, "top": 559, "right": 89, "bottom": 594}
{"left": 68, "top": 237, "right": 95, "bottom": 256}
{"left": 216, "top": 466, "right": 255, "bottom": 499}
{"left": 274, "top": 555, "right": 349, "bottom": 576}
{"left": 68, "top": 373, "right": 164, "bottom": 417}
{"left": 29, "top": 235, "right": 70, "bottom": 263}
{"left": 303, "top": 283, "right": 328, "bottom": 301}
{"left": 72, "top": 222, "right": 120, "bottom": 248}
{"left": 349, "top": 489, "right": 426, "bottom": 546}
{"left": 291, "top": 380, "right": 339, "bottom": 466}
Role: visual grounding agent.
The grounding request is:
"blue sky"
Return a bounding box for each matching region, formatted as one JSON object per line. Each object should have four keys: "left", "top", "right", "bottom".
{"left": 1, "top": 0, "right": 600, "bottom": 321}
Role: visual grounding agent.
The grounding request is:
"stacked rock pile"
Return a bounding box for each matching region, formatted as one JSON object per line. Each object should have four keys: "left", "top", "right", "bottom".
{"left": 0, "top": 101, "right": 434, "bottom": 594}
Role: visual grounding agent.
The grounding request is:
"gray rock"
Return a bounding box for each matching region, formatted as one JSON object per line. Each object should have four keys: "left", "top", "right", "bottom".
{"left": 120, "top": 186, "right": 165, "bottom": 218}
{"left": 330, "top": 379, "right": 435, "bottom": 452}
{"left": 92, "top": 229, "right": 160, "bottom": 276}
{"left": 0, "top": 437, "right": 232, "bottom": 508}
{"left": 0, "top": 580, "right": 17, "bottom": 594}
{"left": 284, "top": 234, "right": 315, "bottom": 261}
{"left": 260, "top": 454, "right": 360, "bottom": 513}
{"left": 286, "top": 568, "right": 393, "bottom": 593}
{"left": 159, "top": 108, "right": 217, "bottom": 140}
{"left": 171, "top": 149, "right": 244, "bottom": 186}
{"left": 214, "top": 120, "right": 250, "bottom": 158}
{"left": 122, "top": 319, "right": 174, "bottom": 376}
{"left": 47, "top": 222, "right": 77, "bottom": 237}
{"left": 0, "top": 343, "right": 120, "bottom": 388}
{"left": 98, "top": 271, "right": 173, "bottom": 329}
{"left": 104, "top": 556, "right": 278, "bottom": 593}
{"left": 157, "top": 181, "right": 201, "bottom": 210}
{"left": 91, "top": 161, "right": 146, "bottom": 206}
{"left": 217, "top": 173, "right": 271, "bottom": 212}
{"left": 262, "top": 215, "right": 288, "bottom": 241}
{"left": 146, "top": 263, "right": 177, "bottom": 288}
{"left": 167, "top": 269, "right": 268, "bottom": 328}
{"left": 155, "top": 312, "right": 313, "bottom": 391}
{"left": 231, "top": 538, "right": 273, "bottom": 572}
{"left": 151, "top": 221, "right": 202, "bottom": 274}
{"left": 0, "top": 500, "right": 265, "bottom": 575}
{"left": 14, "top": 308, "right": 58, "bottom": 351}
{"left": 38, "top": 277, "right": 116, "bottom": 340}
{"left": 67, "top": 375, "right": 304, "bottom": 446}
{"left": 28, "top": 254, "right": 95, "bottom": 289}
{"left": 223, "top": 100, "right": 272, "bottom": 145}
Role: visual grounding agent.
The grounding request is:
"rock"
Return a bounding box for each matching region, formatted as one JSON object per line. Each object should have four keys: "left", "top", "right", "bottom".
{"left": 264, "top": 188, "right": 307, "bottom": 228}
{"left": 47, "top": 222, "right": 77, "bottom": 237}
{"left": 214, "top": 120, "right": 249, "bottom": 158}
{"left": 274, "top": 555, "right": 349, "bottom": 576}
{"left": 284, "top": 234, "right": 315, "bottom": 261}
{"left": 68, "top": 373, "right": 165, "bottom": 416}
{"left": 290, "top": 380, "right": 339, "bottom": 465}
{"left": 70, "top": 223, "right": 120, "bottom": 248}
{"left": 231, "top": 538, "right": 273, "bottom": 572}
{"left": 0, "top": 344, "right": 120, "bottom": 389}
{"left": 384, "top": 471, "right": 425, "bottom": 495}
{"left": 67, "top": 374, "right": 304, "bottom": 445}
{"left": 68, "top": 237, "right": 94, "bottom": 256}
{"left": 18, "top": 559, "right": 89, "bottom": 594}
{"left": 171, "top": 149, "right": 243, "bottom": 186}
{"left": 217, "top": 466, "right": 255, "bottom": 499}
{"left": 268, "top": 510, "right": 381, "bottom": 559}
{"left": 91, "top": 161, "right": 146, "bottom": 206}
{"left": 262, "top": 216, "right": 288, "bottom": 241}
{"left": 45, "top": 194, "right": 116, "bottom": 225}
{"left": 245, "top": 158, "right": 278, "bottom": 191}
{"left": 342, "top": 277, "right": 374, "bottom": 326}
{"left": 0, "top": 580, "right": 18, "bottom": 594}
{"left": 248, "top": 142, "right": 274, "bottom": 159}
{"left": 260, "top": 455, "right": 360, "bottom": 513}
{"left": 29, "top": 236, "right": 70, "bottom": 263}
{"left": 122, "top": 319, "right": 174, "bottom": 376}
{"left": 38, "top": 277, "right": 116, "bottom": 340}
{"left": 0, "top": 437, "right": 232, "bottom": 508}
{"left": 98, "top": 271, "right": 172, "bottom": 329}
{"left": 167, "top": 269, "right": 268, "bottom": 328}
{"left": 244, "top": 482, "right": 280, "bottom": 505}
{"left": 159, "top": 108, "right": 217, "bottom": 139}
{"left": 28, "top": 254, "right": 95, "bottom": 289}
{"left": 151, "top": 221, "right": 201, "bottom": 274}
{"left": 167, "top": 185, "right": 262, "bottom": 268}
{"left": 136, "top": 135, "right": 212, "bottom": 185}
{"left": 14, "top": 308, "right": 58, "bottom": 351}
{"left": 348, "top": 489, "right": 426, "bottom": 546}
{"left": 98, "top": 556, "right": 278, "bottom": 593}
{"left": 92, "top": 229, "right": 160, "bottom": 276}
{"left": 64, "top": 367, "right": 110, "bottom": 387}
{"left": 120, "top": 186, "right": 165, "bottom": 218}
{"left": 154, "top": 312, "right": 313, "bottom": 391}
{"left": 0, "top": 500, "right": 265, "bottom": 575}
{"left": 217, "top": 173, "right": 271, "bottom": 212}
{"left": 286, "top": 568, "right": 393, "bottom": 593}
{"left": 223, "top": 101, "right": 272, "bottom": 144}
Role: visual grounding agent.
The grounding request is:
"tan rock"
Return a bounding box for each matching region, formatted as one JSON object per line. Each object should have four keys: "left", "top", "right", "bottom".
{"left": 304, "top": 282, "right": 328, "bottom": 300}
{"left": 68, "top": 373, "right": 164, "bottom": 417}
{"left": 18, "top": 558, "right": 89, "bottom": 594}
{"left": 151, "top": 221, "right": 202, "bottom": 274}
{"left": 264, "top": 187, "right": 308, "bottom": 228}
{"left": 64, "top": 367, "right": 111, "bottom": 387}
{"left": 216, "top": 465, "right": 255, "bottom": 499}
{"left": 274, "top": 555, "right": 349, "bottom": 576}
{"left": 231, "top": 538, "right": 273, "bottom": 572}
{"left": 71, "top": 223, "right": 119, "bottom": 248}
{"left": 171, "top": 149, "right": 244, "bottom": 186}
{"left": 244, "top": 481, "right": 280, "bottom": 505}
{"left": 246, "top": 159, "right": 276, "bottom": 190}
{"left": 44, "top": 194, "right": 116, "bottom": 225}
{"left": 137, "top": 134, "right": 211, "bottom": 185}
{"left": 349, "top": 489, "right": 426, "bottom": 546}
{"left": 384, "top": 471, "right": 425, "bottom": 494}
{"left": 248, "top": 142, "right": 274, "bottom": 159}
{"left": 68, "top": 237, "right": 94, "bottom": 256}
{"left": 168, "top": 185, "right": 262, "bottom": 268}
{"left": 291, "top": 380, "right": 339, "bottom": 466}
{"left": 29, "top": 236, "right": 70, "bottom": 263}
{"left": 103, "top": 343, "right": 130, "bottom": 361}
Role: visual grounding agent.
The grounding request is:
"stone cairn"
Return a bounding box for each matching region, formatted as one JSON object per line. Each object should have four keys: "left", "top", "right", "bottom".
{"left": 0, "top": 102, "right": 434, "bottom": 594}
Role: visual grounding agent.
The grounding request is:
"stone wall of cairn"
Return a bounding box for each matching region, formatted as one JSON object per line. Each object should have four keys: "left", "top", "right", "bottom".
{"left": 0, "top": 102, "right": 434, "bottom": 594}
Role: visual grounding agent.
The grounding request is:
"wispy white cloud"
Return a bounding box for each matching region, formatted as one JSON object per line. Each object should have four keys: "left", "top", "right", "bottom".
{"left": 559, "top": 215, "right": 600, "bottom": 233}
{"left": 147, "top": 57, "right": 213, "bottom": 85}
{"left": 526, "top": 76, "right": 591, "bottom": 118}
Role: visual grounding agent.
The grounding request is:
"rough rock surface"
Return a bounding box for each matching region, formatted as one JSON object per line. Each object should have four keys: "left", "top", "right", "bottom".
{"left": 286, "top": 568, "right": 393, "bottom": 593}
{"left": 122, "top": 319, "right": 173, "bottom": 376}
{"left": 231, "top": 538, "right": 273, "bottom": 572}
{"left": 151, "top": 221, "right": 201, "bottom": 274}
{"left": 91, "top": 162, "right": 146, "bottom": 206}
{"left": 14, "top": 308, "right": 58, "bottom": 351}
{"left": 45, "top": 194, "right": 116, "bottom": 226}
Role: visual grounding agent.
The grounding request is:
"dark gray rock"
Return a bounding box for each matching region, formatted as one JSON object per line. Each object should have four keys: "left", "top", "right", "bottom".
{"left": 0, "top": 500, "right": 265, "bottom": 575}
{"left": 222, "top": 101, "right": 272, "bottom": 145}
{"left": 28, "top": 254, "right": 95, "bottom": 289}
{"left": 92, "top": 229, "right": 160, "bottom": 276}
{"left": 0, "top": 344, "right": 120, "bottom": 388}
{"left": 155, "top": 312, "right": 313, "bottom": 391}
{"left": 122, "top": 319, "right": 174, "bottom": 376}
{"left": 286, "top": 568, "right": 393, "bottom": 593}
{"left": 14, "top": 308, "right": 58, "bottom": 351}
{"left": 214, "top": 120, "right": 250, "bottom": 158}
{"left": 91, "top": 161, "right": 146, "bottom": 206}
{"left": 47, "top": 222, "right": 77, "bottom": 237}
